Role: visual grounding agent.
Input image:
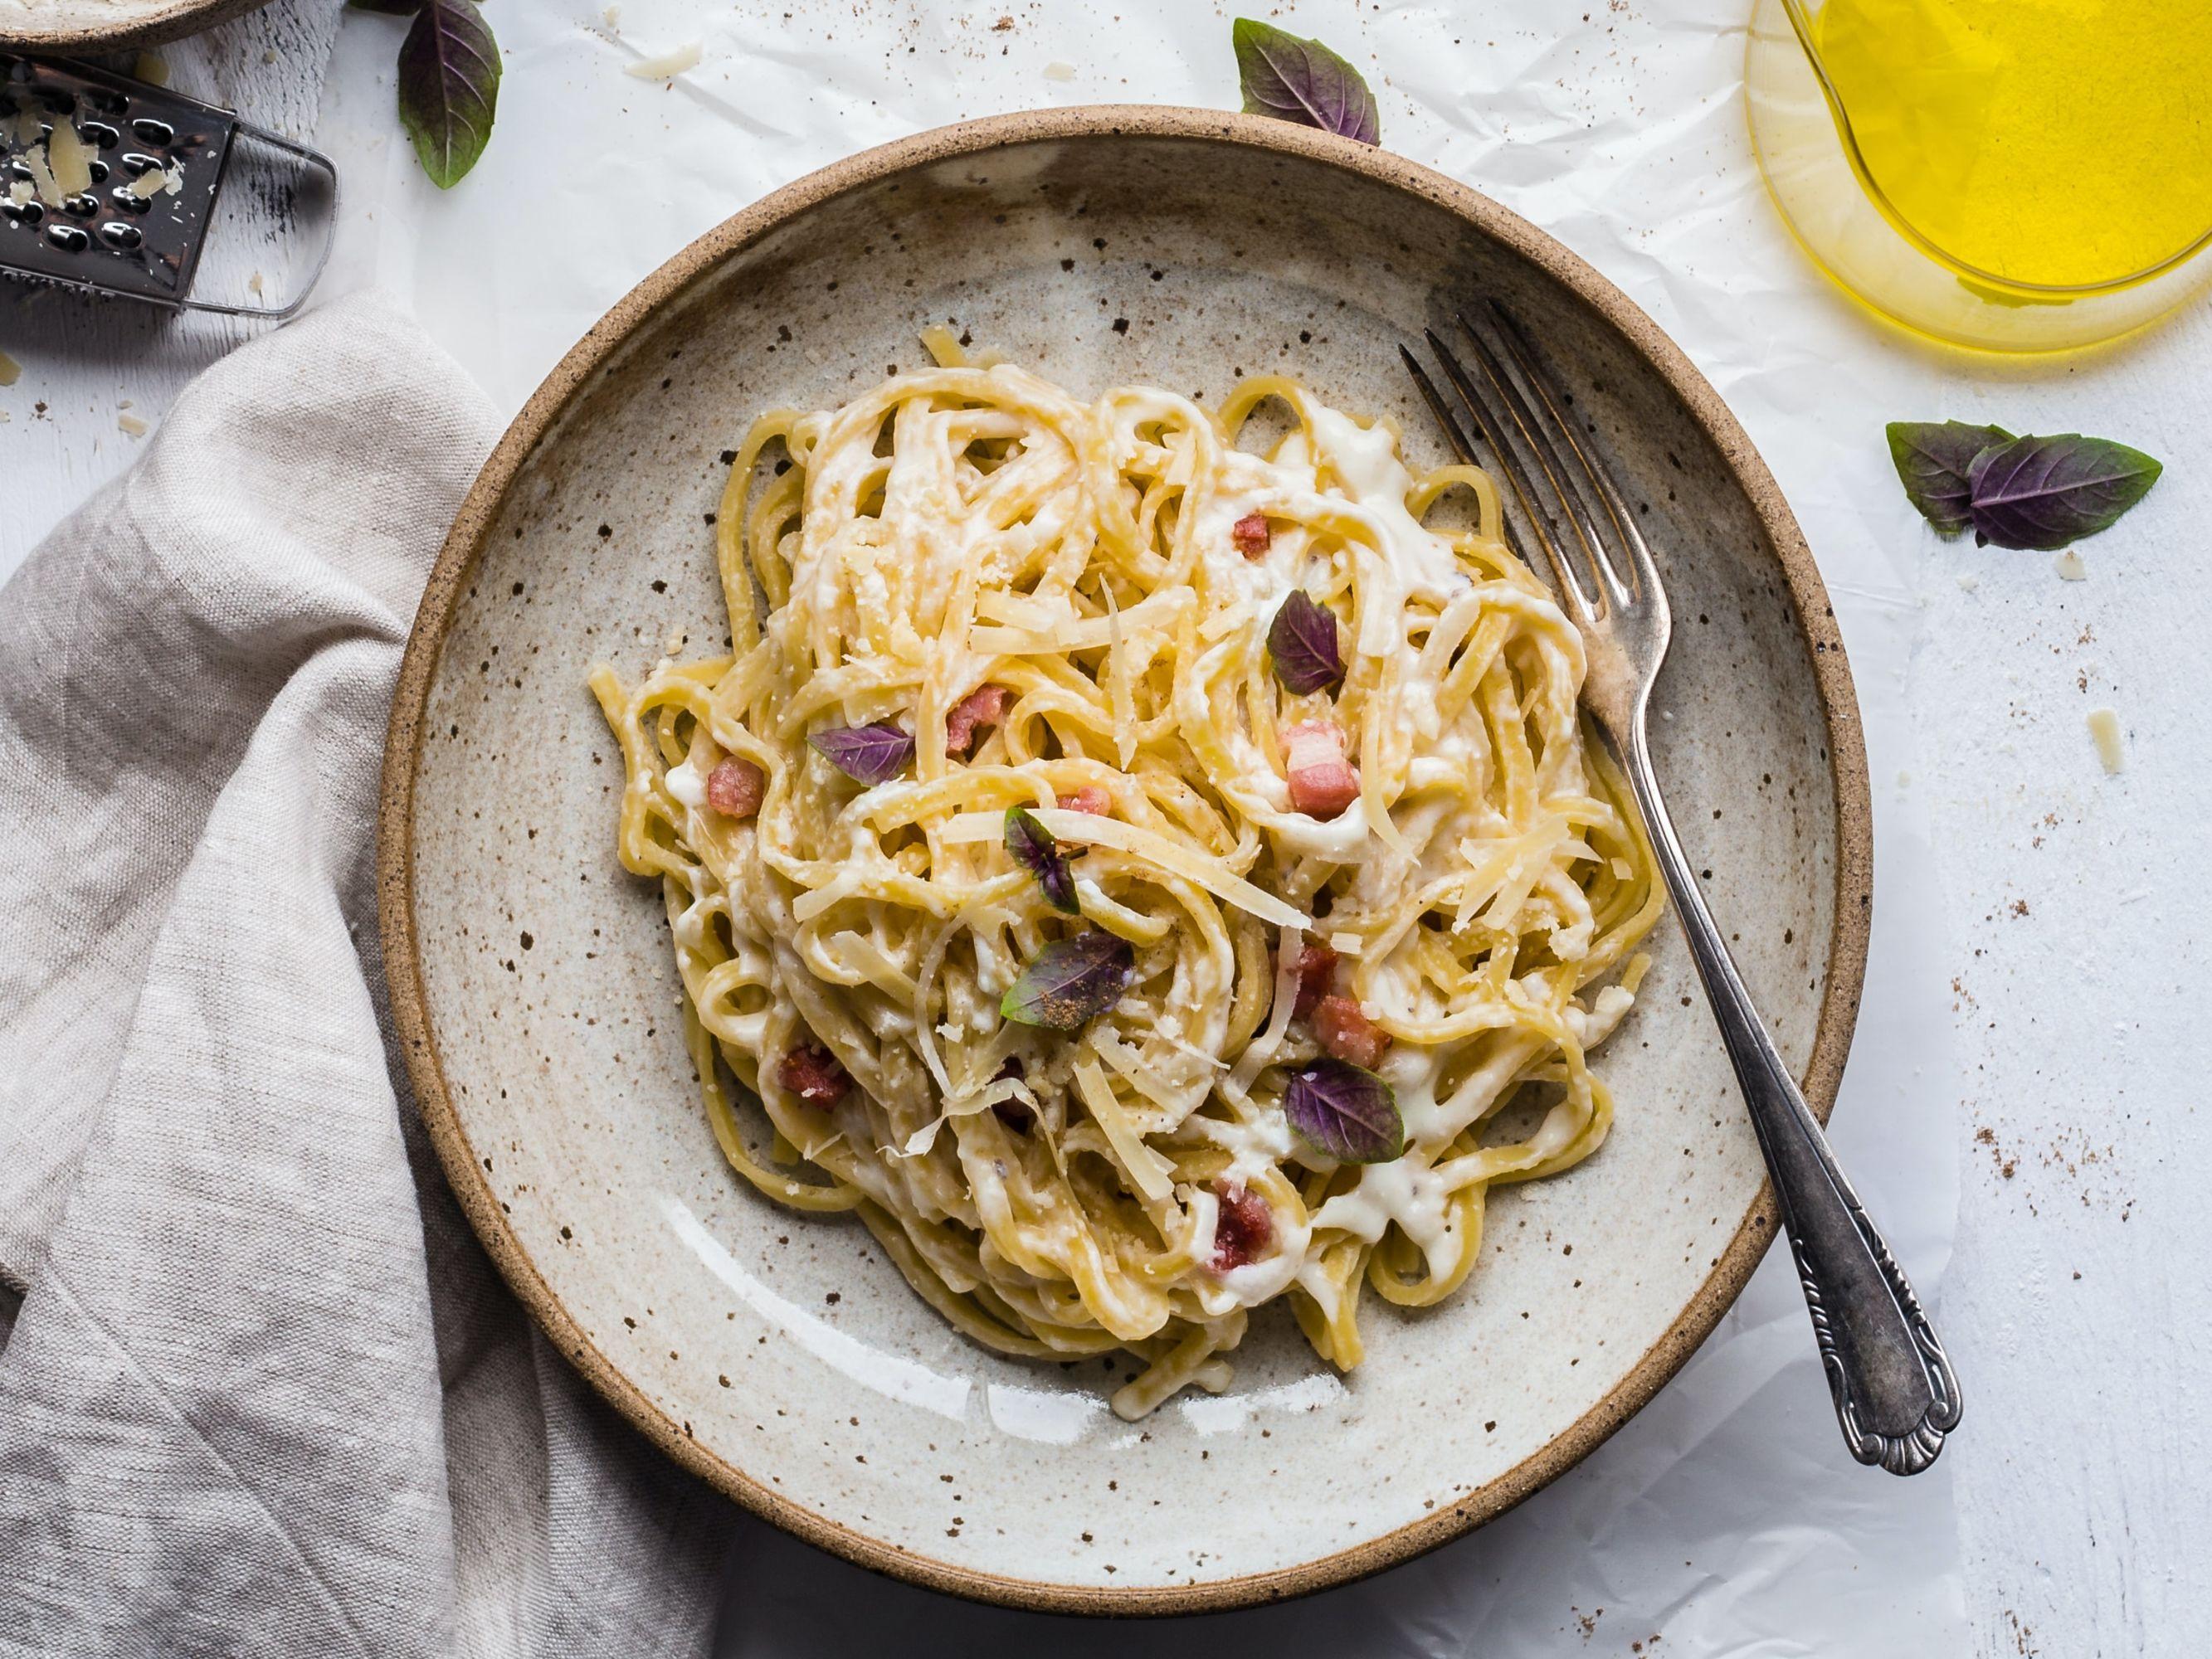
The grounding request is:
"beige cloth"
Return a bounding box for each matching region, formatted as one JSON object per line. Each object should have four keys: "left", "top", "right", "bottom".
{"left": 0, "top": 295, "right": 731, "bottom": 1657}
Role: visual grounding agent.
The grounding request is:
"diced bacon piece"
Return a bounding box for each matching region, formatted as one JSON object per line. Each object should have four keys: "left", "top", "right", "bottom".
{"left": 776, "top": 1045, "right": 850, "bottom": 1107}
{"left": 705, "top": 756, "right": 765, "bottom": 818}
{"left": 1057, "top": 784, "right": 1112, "bottom": 815}
{"left": 1284, "top": 721, "right": 1359, "bottom": 820}
{"left": 946, "top": 684, "right": 1011, "bottom": 757}
{"left": 1231, "top": 513, "right": 1272, "bottom": 559}
{"left": 1289, "top": 941, "right": 1338, "bottom": 1021}
{"left": 1209, "top": 1180, "right": 1274, "bottom": 1272}
{"left": 1312, "top": 995, "right": 1390, "bottom": 1068}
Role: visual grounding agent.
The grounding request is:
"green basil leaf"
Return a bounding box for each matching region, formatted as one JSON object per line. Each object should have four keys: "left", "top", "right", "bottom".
{"left": 1231, "top": 18, "right": 1380, "bottom": 144}
{"left": 1884, "top": 420, "right": 2013, "bottom": 537}
{"left": 397, "top": 0, "right": 501, "bottom": 189}
{"left": 1966, "top": 433, "right": 2164, "bottom": 551}
{"left": 1001, "top": 932, "right": 1133, "bottom": 1031}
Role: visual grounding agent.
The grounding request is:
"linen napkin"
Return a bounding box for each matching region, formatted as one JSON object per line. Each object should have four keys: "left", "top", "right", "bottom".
{"left": 0, "top": 294, "right": 733, "bottom": 1658}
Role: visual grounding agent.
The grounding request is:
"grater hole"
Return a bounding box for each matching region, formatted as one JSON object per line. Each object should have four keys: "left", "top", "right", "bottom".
{"left": 98, "top": 221, "right": 143, "bottom": 251}
{"left": 1, "top": 199, "right": 43, "bottom": 226}
{"left": 62, "top": 193, "right": 100, "bottom": 220}
{"left": 109, "top": 188, "right": 152, "bottom": 217}
{"left": 130, "top": 117, "right": 175, "bottom": 148}
{"left": 43, "top": 222, "right": 90, "bottom": 253}
{"left": 78, "top": 120, "right": 121, "bottom": 151}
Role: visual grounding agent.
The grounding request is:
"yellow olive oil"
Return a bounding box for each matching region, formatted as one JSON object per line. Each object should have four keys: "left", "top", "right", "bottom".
{"left": 1810, "top": 0, "right": 2212, "bottom": 289}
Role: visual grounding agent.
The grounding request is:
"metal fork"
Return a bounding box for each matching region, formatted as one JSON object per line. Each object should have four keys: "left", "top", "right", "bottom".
{"left": 1404, "top": 308, "right": 1960, "bottom": 1476}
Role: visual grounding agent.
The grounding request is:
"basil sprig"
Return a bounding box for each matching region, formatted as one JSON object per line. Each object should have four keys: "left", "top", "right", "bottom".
{"left": 1887, "top": 421, "right": 2161, "bottom": 550}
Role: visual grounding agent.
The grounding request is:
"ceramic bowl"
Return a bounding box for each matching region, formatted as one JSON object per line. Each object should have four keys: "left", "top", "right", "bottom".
{"left": 379, "top": 107, "right": 1871, "bottom": 1614}
{"left": 0, "top": 0, "right": 269, "bottom": 51}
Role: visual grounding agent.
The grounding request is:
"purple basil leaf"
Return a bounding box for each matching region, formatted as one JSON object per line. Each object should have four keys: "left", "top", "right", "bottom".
{"left": 1231, "top": 17, "right": 1381, "bottom": 144}
{"left": 1268, "top": 589, "right": 1344, "bottom": 695}
{"left": 1966, "top": 433, "right": 2164, "bottom": 551}
{"left": 1000, "top": 932, "right": 1133, "bottom": 1031}
{"left": 350, "top": 0, "right": 424, "bottom": 12}
{"left": 1885, "top": 420, "right": 2013, "bottom": 537}
{"left": 809, "top": 721, "right": 915, "bottom": 786}
{"left": 1006, "top": 806, "right": 1079, "bottom": 915}
{"left": 397, "top": 0, "right": 500, "bottom": 189}
{"left": 1284, "top": 1057, "right": 1403, "bottom": 1164}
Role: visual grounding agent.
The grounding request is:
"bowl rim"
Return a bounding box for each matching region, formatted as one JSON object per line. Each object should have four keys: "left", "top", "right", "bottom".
{"left": 0, "top": 0, "right": 270, "bottom": 51}
{"left": 378, "top": 103, "right": 1873, "bottom": 1617}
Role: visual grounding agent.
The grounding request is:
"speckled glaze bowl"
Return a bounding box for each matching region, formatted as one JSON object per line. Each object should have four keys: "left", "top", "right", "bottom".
{"left": 379, "top": 108, "right": 1870, "bottom": 1614}
{"left": 0, "top": 0, "right": 269, "bottom": 51}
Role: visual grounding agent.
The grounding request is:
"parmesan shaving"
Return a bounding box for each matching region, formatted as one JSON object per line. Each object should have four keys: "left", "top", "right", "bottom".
{"left": 1042, "top": 808, "right": 1308, "bottom": 929}
{"left": 46, "top": 122, "right": 92, "bottom": 197}
{"left": 1073, "top": 1058, "right": 1175, "bottom": 1204}
{"left": 918, "top": 323, "right": 966, "bottom": 367}
{"left": 625, "top": 42, "right": 702, "bottom": 77}
{"left": 22, "top": 145, "right": 64, "bottom": 209}
{"left": 2087, "top": 708, "right": 2125, "bottom": 775}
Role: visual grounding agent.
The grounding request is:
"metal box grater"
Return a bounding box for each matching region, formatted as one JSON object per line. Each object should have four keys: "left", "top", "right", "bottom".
{"left": 2, "top": 52, "right": 335, "bottom": 317}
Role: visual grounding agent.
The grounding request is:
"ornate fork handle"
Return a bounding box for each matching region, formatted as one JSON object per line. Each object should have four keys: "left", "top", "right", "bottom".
{"left": 1619, "top": 720, "right": 1961, "bottom": 1474}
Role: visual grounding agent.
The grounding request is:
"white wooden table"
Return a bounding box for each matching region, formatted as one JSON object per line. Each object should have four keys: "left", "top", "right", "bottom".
{"left": 6, "top": 3, "right": 2205, "bottom": 1652}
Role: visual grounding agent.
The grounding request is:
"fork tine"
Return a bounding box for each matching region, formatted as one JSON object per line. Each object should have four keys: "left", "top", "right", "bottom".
{"left": 1450, "top": 313, "right": 1628, "bottom": 614}
{"left": 1484, "top": 302, "right": 1655, "bottom": 609}
{"left": 1477, "top": 305, "right": 1654, "bottom": 611}
{"left": 1398, "top": 345, "right": 1481, "bottom": 469}
{"left": 1417, "top": 327, "right": 1593, "bottom": 616}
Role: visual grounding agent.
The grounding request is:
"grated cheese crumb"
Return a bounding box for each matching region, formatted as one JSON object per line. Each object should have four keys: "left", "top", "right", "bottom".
{"left": 118, "top": 411, "right": 149, "bottom": 437}
{"left": 1044, "top": 61, "right": 1077, "bottom": 81}
{"left": 625, "top": 42, "right": 702, "bottom": 78}
{"left": 603, "top": 3, "right": 621, "bottom": 25}
{"left": 0, "top": 348, "right": 20, "bottom": 387}
{"left": 2054, "top": 549, "right": 2086, "bottom": 581}
{"left": 1955, "top": 572, "right": 1979, "bottom": 592}
{"left": 6, "top": 181, "right": 29, "bottom": 207}
{"left": 2086, "top": 708, "right": 2124, "bottom": 775}
{"left": 22, "top": 144, "right": 65, "bottom": 208}
{"left": 134, "top": 51, "right": 170, "bottom": 86}
{"left": 1328, "top": 931, "right": 1364, "bottom": 957}
{"left": 248, "top": 270, "right": 266, "bottom": 297}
